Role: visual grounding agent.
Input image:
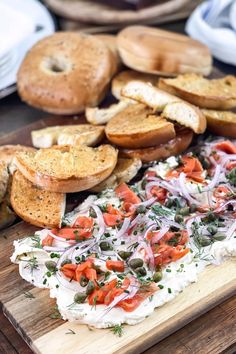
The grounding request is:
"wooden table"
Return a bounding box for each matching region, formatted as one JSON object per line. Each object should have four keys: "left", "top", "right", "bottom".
{"left": 0, "top": 18, "right": 236, "bottom": 354}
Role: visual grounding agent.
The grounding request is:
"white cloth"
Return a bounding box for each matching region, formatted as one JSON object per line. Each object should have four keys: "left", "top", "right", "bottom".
{"left": 186, "top": 0, "right": 236, "bottom": 66}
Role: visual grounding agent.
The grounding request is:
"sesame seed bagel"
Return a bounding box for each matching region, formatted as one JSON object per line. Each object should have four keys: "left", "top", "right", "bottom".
{"left": 17, "top": 32, "right": 114, "bottom": 115}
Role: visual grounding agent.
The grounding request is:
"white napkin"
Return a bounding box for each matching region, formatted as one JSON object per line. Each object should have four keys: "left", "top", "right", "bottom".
{"left": 0, "top": 1, "right": 34, "bottom": 58}
{"left": 186, "top": 0, "right": 236, "bottom": 66}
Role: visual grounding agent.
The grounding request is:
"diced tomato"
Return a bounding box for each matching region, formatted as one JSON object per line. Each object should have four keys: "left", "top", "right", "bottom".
{"left": 42, "top": 234, "right": 53, "bottom": 247}
{"left": 73, "top": 216, "right": 94, "bottom": 229}
{"left": 106, "top": 260, "right": 125, "bottom": 272}
{"left": 150, "top": 186, "right": 167, "bottom": 203}
{"left": 213, "top": 186, "right": 231, "bottom": 199}
{"left": 215, "top": 141, "right": 236, "bottom": 154}
{"left": 51, "top": 227, "right": 92, "bottom": 241}
{"left": 115, "top": 183, "right": 141, "bottom": 204}
{"left": 103, "top": 213, "right": 123, "bottom": 226}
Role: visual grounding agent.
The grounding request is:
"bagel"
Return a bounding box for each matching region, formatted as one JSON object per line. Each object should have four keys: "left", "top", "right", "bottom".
{"left": 17, "top": 32, "right": 114, "bottom": 115}
{"left": 94, "top": 34, "right": 121, "bottom": 76}
{"left": 117, "top": 26, "right": 212, "bottom": 76}
{"left": 119, "top": 128, "right": 193, "bottom": 163}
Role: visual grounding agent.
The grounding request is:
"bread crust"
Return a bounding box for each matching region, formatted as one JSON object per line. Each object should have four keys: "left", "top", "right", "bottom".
{"left": 0, "top": 145, "right": 36, "bottom": 165}
{"left": 119, "top": 128, "right": 193, "bottom": 162}
{"left": 105, "top": 103, "right": 176, "bottom": 148}
{"left": 159, "top": 75, "right": 236, "bottom": 110}
{"left": 17, "top": 32, "right": 113, "bottom": 114}
{"left": 203, "top": 109, "right": 236, "bottom": 138}
{"left": 117, "top": 26, "right": 212, "bottom": 76}
{"left": 15, "top": 145, "right": 118, "bottom": 193}
{"left": 112, "top": 70, "right": 159, "bottom": 99}
{"left": 11, "top": 170, "right": 65, "bottom": 228}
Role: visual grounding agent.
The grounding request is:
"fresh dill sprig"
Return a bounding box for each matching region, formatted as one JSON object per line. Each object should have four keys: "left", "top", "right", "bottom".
{"left": 24, "top": 256, "right": 39, "bottom": 274}
{"left": 111, "top": 324, "right": 124, "bottom": 337}
{"left": 29, "top": 235, "right": 42, "bottom": 249}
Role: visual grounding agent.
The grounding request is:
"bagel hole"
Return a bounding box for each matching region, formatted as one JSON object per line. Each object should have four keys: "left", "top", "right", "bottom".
{"left": 43, "top": 57, "right": 69, "bottom": 74}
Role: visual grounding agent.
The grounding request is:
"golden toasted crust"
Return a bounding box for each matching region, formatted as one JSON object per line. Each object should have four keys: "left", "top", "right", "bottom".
{"left": 122, "top": 81, "right": 206, "bottom": 134}
{"left": 11, "top": 170, "right": 65, "bottom": 228}
{"left": 32, "top": 124, "right": 105, "bottom": 148}
{"left": 117, "top": 26, "right": 212, "bottom": 76}
{"left": 91, "top": 157, "right": 142, "bottom": 192}
{"left": 0, "top": 145, "right": 36, "bottom": 165}
{"left": 203, "top": 109, "right": 236, "bottom": 138}
{"left": 119, "top": 128, "right": 193, "bottom": 163}
{"left": 17, "top": 32, "right": 113, "bottom": 114}
{"left": 105, "top": 103, "right": 176, "bottom": 148}
{"left": 112, "top": 70, "right": 159, "bottom": 100}
{"left": 159, "top": 75, "right": 236, "bottom": 109}
{"left": 15, "top": 144, "right": 118, "bottom": 193}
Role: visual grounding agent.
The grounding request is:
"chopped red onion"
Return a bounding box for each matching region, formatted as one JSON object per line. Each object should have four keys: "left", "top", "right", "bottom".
{"left": 226, "top": 220, "right": 236, "bottom": 239}
{"left": 151, "top": 226, "right": 169, "bottom": 244}
{"left": 178, "top": 173, "right": 200, "bottom": 205}
{"left": 115, "top": 217, "right": 131, "bottom": 238}
{"left": 90, "top": 204, "right": 105, "bottom": 240}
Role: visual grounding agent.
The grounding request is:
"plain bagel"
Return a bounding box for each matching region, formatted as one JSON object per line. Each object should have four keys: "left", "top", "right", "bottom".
{"left": 117, "top": 26, "right": 212, "bottom": 76}
{"left": 17, "top": 32, "right": 114, "bottom": 115}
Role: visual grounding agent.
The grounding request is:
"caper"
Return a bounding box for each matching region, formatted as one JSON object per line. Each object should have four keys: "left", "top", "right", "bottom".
{"left": 86, "top": 280, "right": 95, "bottom": 295}
{"left": 89, "top": 207, "right": 96, "bottom": 218}
{"left": 135, "top": 267, "right": 147, "bottom": 276}
{"left": 201, "top": 158, "right": 211, "bottom": 170}
{"left": 213, "top": 233, "right": 226, "bottom": 241}
{"left": 60, "top": 259, "right": 72, "bottom": 267}
{"left": 165, "top": 199, "right": 174, "bottom": 208}
{"left": 199, "top": 235, "right": 211, "bottom": 247}
{"left": 118, "top": 251, "right": 133, "bottom": 260}
{"left": 175, "top": 214, "right": 184, "bottom": 223}
{"left": 190, "top": 204, "right": 197, "bottom": 213}
{"left": 99, "top": 241, "right": 113, "bottom": 251}
{"left": 45, "top": 260, "right": 57, "bottom": 272}
{"left": 74, "top": 292, "right": 87, "bottom": 304}
{"left": 218, "top": 222, "right": 225, "bottom": 227}
{"left": 207, "top": 225, "right": 218, "bottom": 235}
{"left": 207, "top": 212, "right": 216, "bottom": 222}
{"left": 136, "top": 205, "right": 146, "bottom": 214}
{"left": 153, "top": 271, "right": 162, "bottom": 283}
{"left": 129, "top": 258, "right": 144, "bottom": 269}
{"left": 178, "top": 207, "right": 190, "bottom": 216}
{"left": 80, "top": 275, "right": 89, "bottom": 287}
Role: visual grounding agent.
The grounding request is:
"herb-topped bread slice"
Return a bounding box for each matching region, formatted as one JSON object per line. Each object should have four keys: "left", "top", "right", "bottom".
{"left": 14, "top": 144, "right": 118, "bottom": 193}
{"left": 159, "top": 74, "right": 236, "bottom": 109}
{"left": 105, "top": 103, "right": 176, "bottom": 148}
{"left": 11, "top": 170, "right": 65, "bottom": 228}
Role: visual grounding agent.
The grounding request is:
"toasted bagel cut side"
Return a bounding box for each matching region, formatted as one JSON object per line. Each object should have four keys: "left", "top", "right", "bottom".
{"left": 159, "top": 74, "right": 236, "bottom": 110}
{"left": 112, "top": 70, "right": 159, "bottom": 99}
{"left": 203, "top": 109, "right": 236, "bottom": 138}
{"left": 0, "top": 145, "right": 36, "bottom": 165}
{"left": 119, "top": 128, "right": 193, "bottom": 163}
{"left": 11, "top": 170, "right": 65, "bottom": 228}
{"left": 15, "top": 144, "right": 118, "bottom": 193}
{"left": 105, "top": 103, "right": 176, "bottom": 148}
{"left": 85, "top": 100, "right": 131, "bottom": 125}
{"left": 91, "top": 157, "right": 142, "bottom": 192}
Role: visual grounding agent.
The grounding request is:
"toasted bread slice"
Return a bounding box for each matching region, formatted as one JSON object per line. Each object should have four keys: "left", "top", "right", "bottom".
{"left": 0, "top": 161, "right": 9, "bottom": 203}
{"left": 0, "top": 145, "right": 36, "bottom": 165}
{"left": 105, "top": 103, "right": 176, "bottom": 148}
{"left": 11, "top": 170, "right": 65, "bottom": 228}
{"left": 162, "top": 101, "right": 206, "bottom": 134}
{"left": 120, "top": 128, "right": 193, "bottom": 163}
{"left": 15, "top": 144, "right": 118, "bottom": 193}
{"left": 85, "top": 100, "right": 131, "bottom": 125}
{"left": 112, "top": 70, "right": 159, "bottom": 99}
{"left": 121, "top": 81, "right": 180, "bottom": 111}
{"left": 202, "top": 109, "right": 236, "bottom": 138}
{"left": 0, "top": 201, "right": 16, "bottom": 230}
{"left": 32, "top": 125, "right": 105, "bottom": 148}
{"left": 122, "top": 81, "right": 206, "bottom": 133}
{"left": 159, "top": 74, "right": 236, "bottom": 109}
{"left": 91, "top": 157, "right": 142, "bottom": 192}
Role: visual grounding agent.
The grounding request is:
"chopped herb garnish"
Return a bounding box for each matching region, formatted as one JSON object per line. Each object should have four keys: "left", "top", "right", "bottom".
{"left": 111, "top": 324, "right": 124, "bottom": 337}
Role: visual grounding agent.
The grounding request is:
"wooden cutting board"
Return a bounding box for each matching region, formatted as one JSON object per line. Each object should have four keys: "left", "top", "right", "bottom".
{"left": 0, "top": 113, "right": 235, "bottom": 354}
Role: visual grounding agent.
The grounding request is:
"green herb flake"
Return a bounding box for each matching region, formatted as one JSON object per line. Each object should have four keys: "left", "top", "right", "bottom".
{"left": 111, "top": 324, "right": 124, "bottom": 337}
